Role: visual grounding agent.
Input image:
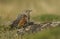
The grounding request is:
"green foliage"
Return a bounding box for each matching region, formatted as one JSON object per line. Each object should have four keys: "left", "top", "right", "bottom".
{"left": 24, "top": 27, "right": 60, "bottom": 39}
{"left": 32, "top": 14, "right": 60, "bottom": 22}
{"left": 0, "top": 26, "right": 60, "bottom": 39}
{"left": 0, "top": 14, "right": 60, "bottom": 39}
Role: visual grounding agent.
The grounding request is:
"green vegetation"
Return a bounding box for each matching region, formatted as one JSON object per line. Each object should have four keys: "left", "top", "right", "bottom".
{"left": 32, "top": 14, "right": 60, "bottom": 22}
{"left": 0, "top": 26, "right": 60, "bottom": 39}
{"left": 0, "top": 14, "right": 60, "bottom": 39}
{"left": 24, "top": 27, "right": 60, "bottom": 39}
{"left": 0, "top": 0, "right": 60, "bottom": 39}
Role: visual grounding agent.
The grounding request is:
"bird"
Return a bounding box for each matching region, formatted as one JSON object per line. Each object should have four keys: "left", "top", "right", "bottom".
{"left": 18, "top": 14, "right": 27, "bottom": 28}
{"left": 9, "top": 9, "right": 32, "bottom": 29}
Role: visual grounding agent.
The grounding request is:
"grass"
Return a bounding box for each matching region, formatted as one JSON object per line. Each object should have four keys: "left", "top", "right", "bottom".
{"left": 0, "top": 27, "right": 60, "bottom": 39}
{"left": 0, "top": 0, "right": 60, "bottom": 39}
{"left": 0, "top": 14, "right": 60, "bottom": 39}
{"left": 23, "top": 27, "right": 60, "bottom": 39}
{"left": 32, "top": 14, "right": 60, "bottom": 22}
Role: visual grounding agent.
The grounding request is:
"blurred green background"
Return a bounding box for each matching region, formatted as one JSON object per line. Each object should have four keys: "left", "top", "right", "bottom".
{"left": 0, "top": 0, "right": 60, "bottom": 19}
{"left": 0, "top": 0, "right": 60, "bottom": 39}
{"left": 0, "top": 0, "right": 60, "bottom": 23}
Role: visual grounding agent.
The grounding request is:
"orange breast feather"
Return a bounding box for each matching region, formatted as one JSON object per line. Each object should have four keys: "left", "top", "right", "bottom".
{"left": 18, "top": 17, "right": 27, "bottom": 26}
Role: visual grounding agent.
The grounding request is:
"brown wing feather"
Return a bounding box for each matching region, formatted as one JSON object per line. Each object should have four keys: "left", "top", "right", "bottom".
{"left": 18, "top": 16, "right": 27, "bottom": 28}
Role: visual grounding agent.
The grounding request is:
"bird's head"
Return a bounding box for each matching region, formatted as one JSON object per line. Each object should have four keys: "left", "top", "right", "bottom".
{"left": 25, "top": 9, "right": 32, "bottom": 13}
